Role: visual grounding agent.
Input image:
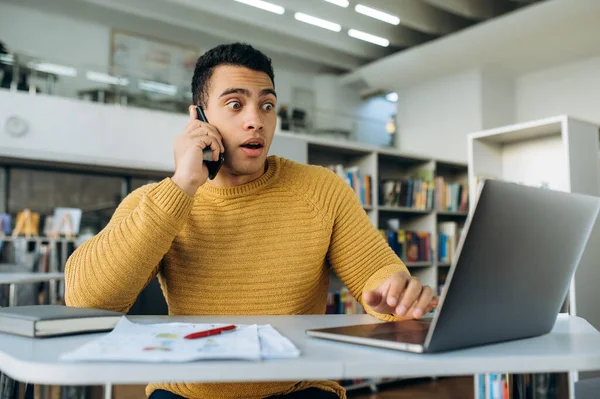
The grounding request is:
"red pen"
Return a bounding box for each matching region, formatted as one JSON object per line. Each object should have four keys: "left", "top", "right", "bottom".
{"left": 183, "top": 325, "right": 237, "bottom": 340}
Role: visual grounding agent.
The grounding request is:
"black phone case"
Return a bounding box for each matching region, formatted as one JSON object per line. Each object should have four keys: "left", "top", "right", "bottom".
{"left": 196, "top": 106, "right": 224, "bottom": 180}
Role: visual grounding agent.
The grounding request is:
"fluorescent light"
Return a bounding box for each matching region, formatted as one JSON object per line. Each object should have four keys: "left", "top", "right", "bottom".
{"left": 28, "top": 62, "right": 78, "bottom": 77}
{"left": 386, "top": 92, "right": 398, "bottom": 102}
{"left": 139, "top": 80, "right": 177, "bottom": 96}
{"left": 324, "top": 0, "right": 349, "bottom": 7}
{"left": 234, "top": 0, "right": 284, "bottom": 14}
{"left": 86, "top": 71, "right": 129, "bottom": 86}
{"left": 294, "top": 12, "right": 341, "bottom": 32}
{"left": 348, "top": 29, "right": 389, "bottom": 47}
{"left": 355, "top": 4, "right": 400, "bottom": 25}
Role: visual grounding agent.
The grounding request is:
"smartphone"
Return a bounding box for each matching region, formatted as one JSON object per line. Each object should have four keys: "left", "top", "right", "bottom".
{"left": 196, "top": 106, "right": 225, "bottom": 180}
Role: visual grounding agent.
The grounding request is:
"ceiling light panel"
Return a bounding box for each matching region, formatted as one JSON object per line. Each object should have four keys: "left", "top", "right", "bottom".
{"left": 324, "top": 0, "right": 349, "bottom": 7}
{"left": 234, "top": 0, "right": 285, "bottom": 15}
{"left": 294, "top": 12, "right": 341, "bottom": 32}
{"left": 355, "top": 4, "right": 400, "bottom": 25}
{"left": 348, "top": 29, "right": 389, "bottom": 47}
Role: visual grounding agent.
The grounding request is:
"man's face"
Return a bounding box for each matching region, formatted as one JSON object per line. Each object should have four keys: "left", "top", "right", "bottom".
{"left": 204, "top": 65, "right": 277, "bottom": 178}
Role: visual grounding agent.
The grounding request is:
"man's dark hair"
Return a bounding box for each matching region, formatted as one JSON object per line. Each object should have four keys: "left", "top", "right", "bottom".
{"left": 191, "top": 42, "right": 275, "bottom": 108}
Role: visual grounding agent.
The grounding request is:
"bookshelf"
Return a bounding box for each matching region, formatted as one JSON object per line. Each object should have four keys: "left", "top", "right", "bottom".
{"left": 271, "top": 132, "right": 469, "bottom": 298}
{"left": 0, "top": 236, "right": 76, "bottom": 305}
{"left": 467, "top": 115, "right": 600, "bottom": 398}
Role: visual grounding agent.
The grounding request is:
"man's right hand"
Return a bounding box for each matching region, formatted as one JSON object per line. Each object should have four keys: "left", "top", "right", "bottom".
{"left": 171, "top": 106, "right": 225, "bottom": 196}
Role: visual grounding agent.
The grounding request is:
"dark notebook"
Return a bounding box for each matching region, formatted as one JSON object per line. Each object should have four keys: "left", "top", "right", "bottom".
{"left": 0, "top": 305, "right": 123, "bottom": 337}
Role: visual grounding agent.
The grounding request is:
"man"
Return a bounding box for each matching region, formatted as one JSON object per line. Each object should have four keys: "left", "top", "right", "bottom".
{"left": 65, "top": 43, "right": 437, "bottom": 399}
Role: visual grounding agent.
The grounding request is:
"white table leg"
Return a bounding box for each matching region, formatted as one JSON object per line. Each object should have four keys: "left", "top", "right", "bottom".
{"left": 104, "top": 383, "right": 113, "bottom": 399}
{"left": 8, "top": 283, "right": 16, "bottom": 307}
{"left": 49, "top": 279, "right": 57, "bottom": 305}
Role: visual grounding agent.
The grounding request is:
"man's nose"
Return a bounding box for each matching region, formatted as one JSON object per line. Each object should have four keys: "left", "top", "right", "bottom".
{"left": 243, "top": 107, "right": 264, "bottom": 131}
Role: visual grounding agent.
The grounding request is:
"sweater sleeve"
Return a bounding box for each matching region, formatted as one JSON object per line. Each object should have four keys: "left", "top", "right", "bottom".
{"left": 325, "top": 173, "right": 409, "bottom": 322}
{"left": 65, "top": 178, "right": 194, "bottom": 312}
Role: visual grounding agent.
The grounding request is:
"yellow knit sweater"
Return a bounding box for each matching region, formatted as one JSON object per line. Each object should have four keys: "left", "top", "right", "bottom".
{"left": 65, "top": 155, "right": 408, "bottom": 399}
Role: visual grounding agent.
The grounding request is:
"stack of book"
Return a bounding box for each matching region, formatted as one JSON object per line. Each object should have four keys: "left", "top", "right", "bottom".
{"left": 379, "top": 178, "right": 434, "bottom": 210}
{"left": 327, "top": 165, "right": 372, "bottom": 207}
{"left": 379, "top": 229, "right": 432, "bottom": 263}
{"left": 434, "top": 177, "right": 468, "bottom": 212}
{"left": 438, "top": 222, "right": 460, "bottom": 264}
{"left": 326, "top": 288, "right": 366, "bottom": 315}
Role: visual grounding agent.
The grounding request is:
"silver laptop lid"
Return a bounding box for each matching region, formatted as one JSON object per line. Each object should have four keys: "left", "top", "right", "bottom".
{"left": 424, "top": 180, "right": 600, "bottom": 352}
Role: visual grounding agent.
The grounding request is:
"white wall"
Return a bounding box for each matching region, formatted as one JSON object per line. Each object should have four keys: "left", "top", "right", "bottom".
{"left": 395, "top": 69, "right": 483, "bottom": 162}
{"left": 0, "top": 91, "right": 178, "bottom": 171}
{"left": 516, "top": 55, "right": 600, "bottom": 125}
{"left": 481, "top": 67, "right": 515, "bottom": 130}
{"left": 0, "top": 90, "right": 305, "bottom": 169}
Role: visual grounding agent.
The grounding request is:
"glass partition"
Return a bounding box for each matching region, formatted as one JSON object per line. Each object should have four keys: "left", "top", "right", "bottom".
{"left": 0, "top": 50, "right": 397, "bottom": 148}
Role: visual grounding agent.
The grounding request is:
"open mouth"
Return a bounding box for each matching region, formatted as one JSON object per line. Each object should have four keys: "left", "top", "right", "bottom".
{"left": 240, "top": 143, "right": 264, "bottom": 149}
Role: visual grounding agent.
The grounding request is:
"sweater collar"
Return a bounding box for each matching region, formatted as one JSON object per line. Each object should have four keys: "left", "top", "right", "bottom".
{"left": 197, "top": 155, "right": 280, "bottom": 198}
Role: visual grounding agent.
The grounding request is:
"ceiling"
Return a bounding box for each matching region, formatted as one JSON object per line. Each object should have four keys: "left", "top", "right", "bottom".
{"left": 8, "top": 0, "right": 543, "bottom": 72}
{"left": 155, "top": 0, "right": 543, "bottom": 70}
{"left": 346, "top": 0, "right": 600, "bottom": 91}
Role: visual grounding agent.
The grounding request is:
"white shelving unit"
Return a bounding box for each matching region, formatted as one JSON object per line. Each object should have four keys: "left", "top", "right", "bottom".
{"left": 467, "top": 115, "right": 600, "bottom": 398}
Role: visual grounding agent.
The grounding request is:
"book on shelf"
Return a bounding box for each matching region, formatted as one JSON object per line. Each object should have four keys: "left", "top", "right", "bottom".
{"left": 327, "top": 164, "right": 372, "bottom": 207}
{"left": 435, "top": 177, "right": 468, "bottom": 212}
{"left": 326, "top": 288, "right": 366, "bottom": 315}
{"left": 476, "top": 372, "right": 562, "bottom": 399}
{"left": 438, "top": 221, "right": 460, "bottom": 264}
{"left": 0, "top": 214, "right": 10, "bottom": 236}
{"left": 380, "top": 177, "right": 434, "bottom": 210}
{"left": 379, "top": 229, "right": 433, "bottom": 263}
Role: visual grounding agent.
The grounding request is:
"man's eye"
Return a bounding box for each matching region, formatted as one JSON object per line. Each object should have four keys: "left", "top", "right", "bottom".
{"left": 262, "top": 103, "right": 274, "bottom": 111}
{"left": 227, "top": 101, "right": 241, "bottom": 110}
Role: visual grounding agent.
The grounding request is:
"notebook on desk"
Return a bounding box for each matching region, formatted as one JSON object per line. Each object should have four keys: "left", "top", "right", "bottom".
{"left": 0, "top": 305, "right": 123, "bottom": 338}
{"left": 307, "top": 180, "right": 600, "bottom": 353}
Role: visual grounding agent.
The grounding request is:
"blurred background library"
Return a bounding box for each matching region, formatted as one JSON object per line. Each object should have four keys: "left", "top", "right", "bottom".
{"left": 1, "top": 0, "right": 600, "bottom": 398}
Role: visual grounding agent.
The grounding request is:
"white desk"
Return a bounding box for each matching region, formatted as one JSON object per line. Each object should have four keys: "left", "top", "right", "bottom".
{"left": 0, "top": 273, "right": 64, "bottom": 306}
{"left": 0, "top": 314, "right": 598, "bottom": 387}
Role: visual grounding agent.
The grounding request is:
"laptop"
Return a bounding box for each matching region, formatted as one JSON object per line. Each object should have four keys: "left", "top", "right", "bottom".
{"left": 307, "top": 179, "right": 600, "bottom": 353}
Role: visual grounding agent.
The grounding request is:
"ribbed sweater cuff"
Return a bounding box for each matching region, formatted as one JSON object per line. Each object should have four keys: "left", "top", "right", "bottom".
{"left": 362, "top": 263, "right": 410, "bottom": 322}
{"left": 146, "top": 178, "right": 195, "bottom": 221}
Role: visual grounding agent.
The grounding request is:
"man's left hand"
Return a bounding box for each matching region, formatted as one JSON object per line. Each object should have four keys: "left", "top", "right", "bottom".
{"left": 363, "top": 272, "right": 438, "bottom": 319}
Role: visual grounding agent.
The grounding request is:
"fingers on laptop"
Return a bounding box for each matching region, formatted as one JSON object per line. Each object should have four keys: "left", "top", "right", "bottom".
{"left": 409, "top": 286, "right": 434, "bottom": 318}
{"left": 388, "top": 280, "right": 435, "bottom": 319}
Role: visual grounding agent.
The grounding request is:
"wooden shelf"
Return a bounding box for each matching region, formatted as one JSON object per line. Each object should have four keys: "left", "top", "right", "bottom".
{"left": 438, "top": 263, "right": 451, "bottom": 267}
{"left": 363, "top": 205, "right": 374, "bottom": 211}
{"left": 379, "top": 206, "right": 432, "bottom": 215}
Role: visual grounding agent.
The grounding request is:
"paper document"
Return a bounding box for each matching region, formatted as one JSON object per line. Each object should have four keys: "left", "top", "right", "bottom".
{"left": 60, "top": 317, "right": 299, "bottom": 362}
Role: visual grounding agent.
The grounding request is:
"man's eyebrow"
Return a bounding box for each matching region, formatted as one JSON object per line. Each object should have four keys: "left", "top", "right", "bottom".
{"left": 218, "top": 88, "right": 276, "bottom": 98}
{"left": 219, "top": 88, "right": 251, "bottom": 98}
{"left": 261, "top": 88, "right": 277, "bottom": 98}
